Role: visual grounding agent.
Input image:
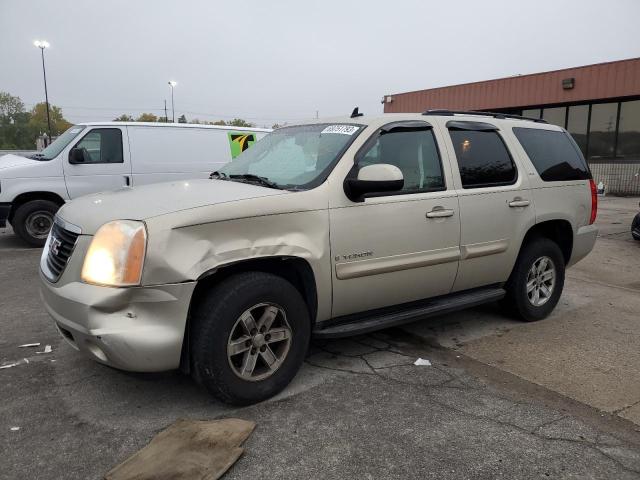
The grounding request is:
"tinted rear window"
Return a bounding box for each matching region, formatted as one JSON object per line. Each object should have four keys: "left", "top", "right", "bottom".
{"left": 449, "top": 129, "right": 517, "bottom": 188}
{"left": 513, "top": 127, "right": 591, "bottom": 181}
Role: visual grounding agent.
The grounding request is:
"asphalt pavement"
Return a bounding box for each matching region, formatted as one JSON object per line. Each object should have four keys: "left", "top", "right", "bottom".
{"left": 1, "top": 197, "right": 640, "bottom": 479}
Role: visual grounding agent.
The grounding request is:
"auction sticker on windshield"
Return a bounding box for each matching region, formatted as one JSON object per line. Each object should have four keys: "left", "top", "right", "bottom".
{"left": 321, "top": 125, "right": 359, "bottom": 135}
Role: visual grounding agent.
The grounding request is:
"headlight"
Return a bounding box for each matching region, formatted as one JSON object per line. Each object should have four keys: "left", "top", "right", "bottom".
{"left": 81, "top": 220, "right": 147, "bottom": 287}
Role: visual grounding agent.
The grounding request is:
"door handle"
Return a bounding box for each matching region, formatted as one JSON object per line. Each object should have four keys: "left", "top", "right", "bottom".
{"left": 508, "top": 198, "right": 530, "bottom": 208}
{"left": 426, "top": 208, "right": 455, "bottom": 219}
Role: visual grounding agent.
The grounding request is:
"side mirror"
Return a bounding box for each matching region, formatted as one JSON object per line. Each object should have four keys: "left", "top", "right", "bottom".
{"left": 344, "top": 164, "right": 404, "bottom": 201}
{"left": 69, "top": 147, "right": 86, "bottom": 164}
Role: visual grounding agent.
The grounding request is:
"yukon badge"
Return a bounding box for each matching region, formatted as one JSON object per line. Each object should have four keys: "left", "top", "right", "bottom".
{"left": 335, "top": 251, "right": 373, "bottom": 262}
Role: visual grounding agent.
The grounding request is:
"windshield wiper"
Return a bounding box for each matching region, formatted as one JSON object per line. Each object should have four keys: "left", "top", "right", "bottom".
{"left": 229, "top": 174, "right": 282, "bottom": 190}
{"left": 210, "top": 171, "right": 229, "bottom": 180}
{"left": 29, "top": 153, "right": 45, "bottom": 160}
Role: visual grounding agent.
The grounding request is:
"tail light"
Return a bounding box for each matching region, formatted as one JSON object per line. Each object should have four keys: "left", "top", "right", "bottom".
{"left": 589, "top": 179, "right": 597, "bottom": 225}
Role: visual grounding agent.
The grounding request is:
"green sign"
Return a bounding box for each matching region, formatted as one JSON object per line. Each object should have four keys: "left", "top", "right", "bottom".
{"left": 228, "top": 132, "right": 257, "bottom": 159}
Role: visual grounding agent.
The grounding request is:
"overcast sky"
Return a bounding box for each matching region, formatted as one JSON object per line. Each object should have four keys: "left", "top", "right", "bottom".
{"left": 1, "top": 0, "right": 639, "bottom": 127}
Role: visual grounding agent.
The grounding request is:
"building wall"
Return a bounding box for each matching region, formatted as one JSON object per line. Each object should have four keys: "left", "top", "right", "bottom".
{"left": 591, "top": 163, "right": 640, "bottom": 196}
{"left": 383, "top": 57, "right": 640, "bottom": 113}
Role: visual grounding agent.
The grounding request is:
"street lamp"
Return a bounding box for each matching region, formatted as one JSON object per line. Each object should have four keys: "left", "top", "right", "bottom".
{"left": 168, "top": 81, "right": 177, "bottom": 122}
{"left": 34, "top": 40, "right": 52, "bottom": 140}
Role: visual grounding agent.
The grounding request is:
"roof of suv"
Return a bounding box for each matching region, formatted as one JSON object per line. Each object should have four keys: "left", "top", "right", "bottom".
{"left": 295, "top": 112, "right": 564, "bottom": 132}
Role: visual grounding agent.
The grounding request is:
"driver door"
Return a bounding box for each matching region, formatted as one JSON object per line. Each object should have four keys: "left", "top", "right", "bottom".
{"left": 63, "top": 127, "right": 132, "bottom": 198}
{"left": 329, "top": 121, "right": 461, "bottom": 317}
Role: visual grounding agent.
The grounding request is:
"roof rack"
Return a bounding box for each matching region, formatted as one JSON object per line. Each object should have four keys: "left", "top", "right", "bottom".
{"left": 422, "top": 109, "right": 548, "bottom": 124}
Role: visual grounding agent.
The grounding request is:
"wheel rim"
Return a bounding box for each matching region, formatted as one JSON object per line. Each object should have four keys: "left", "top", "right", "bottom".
{"left": 25, "top": 211, "right": 53, "bottom": 239}
{"left": 526, "top": 256, "right": 556, "bottom": 307}
{"left": 227, "top": 303, "right": 292, "bottom": 382}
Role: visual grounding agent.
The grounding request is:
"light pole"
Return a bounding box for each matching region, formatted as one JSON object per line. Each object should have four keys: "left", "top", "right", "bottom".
{"left": 34, "top": 40, "right": 52, "bottom": 139}
{"left": 168, "top": 81, "right": 177, "bottom": 122}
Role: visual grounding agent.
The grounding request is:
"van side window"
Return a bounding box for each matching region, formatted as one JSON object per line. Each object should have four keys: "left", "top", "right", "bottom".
{"left": 448, "top": 129, "right": 517, "bottom": 188}
{"left": 74, "top": 129, "right": 123, "bottom": 164}
{"left": 512, "top": 127, "right": 591, "bottom": 181}
{"left": 358, "top": 127, "right": 445, "bottom": 193}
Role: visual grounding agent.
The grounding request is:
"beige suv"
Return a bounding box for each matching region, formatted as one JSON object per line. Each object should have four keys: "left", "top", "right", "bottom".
{"left": 40, "top": 110, "right": 598, "bottom": 405}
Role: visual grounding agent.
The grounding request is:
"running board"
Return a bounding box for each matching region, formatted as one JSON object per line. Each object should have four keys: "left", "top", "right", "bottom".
{"left": 313, "top": 286, "right": 505, "bottom": 339}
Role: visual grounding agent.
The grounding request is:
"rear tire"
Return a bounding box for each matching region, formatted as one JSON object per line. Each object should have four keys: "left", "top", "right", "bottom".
{"left": 501, "top": 237, "right": 565, "bottom": 322}
{"left": 12, "top": 200, "right": 59, "bottom": 247}
{"left": 632, "top": 213, "right": 640, "bottom": 241}
{"left": 191, "top": 272, "right": 311, "bottom": 405}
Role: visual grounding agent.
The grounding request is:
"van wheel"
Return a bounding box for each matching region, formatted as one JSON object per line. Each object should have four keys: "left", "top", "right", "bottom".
{"left": 502, "top": 238, "right": 565, "bottom": 322}
{"left": 191, "top": 272, "right": 311, "bottom": 405}
{"left": 13, "top": 200, "right": 59, "bottom": 247}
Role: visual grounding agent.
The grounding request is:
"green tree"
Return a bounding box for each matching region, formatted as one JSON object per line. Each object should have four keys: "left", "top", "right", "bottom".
{"left": 28, "top": 102, "right": 72, "bottom": 137}
{"left": 271, "top": 123, "right": 282, "bottom": 129}
{"left": 136, "top": 113, "right": 158, "bottom": 122}
{"left": 114, "top": 114, "right": 134, "bottom": 122}
{"left": 227, "top": 118, "right": 254, "bottom": 127}
{"left": 0, "top": 92, "right": 33, "bottom": 149}
{"left": 212, "top": 120, "right": 227, "bottom": 126}
{"left": 0, "top": 91, "right": 25, "bottom": 117}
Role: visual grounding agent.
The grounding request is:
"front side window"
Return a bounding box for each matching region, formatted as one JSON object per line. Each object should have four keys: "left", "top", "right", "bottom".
{"left": 218, "top": 123, "right": 363, "bottom": 189}
{"left": 357, "top": 126, "right": 445, "bottom": 192}
{"left": 513, "top": 127, "right": 590, "bottom": 181}
{"left": 73, "top": 128, "right": 123, "bottom": 164}
{"left": 38, "top": 125, "right": 85, "bottom": 160}
{"left": 449, "top": 129, "right": 517, "bottom": 188}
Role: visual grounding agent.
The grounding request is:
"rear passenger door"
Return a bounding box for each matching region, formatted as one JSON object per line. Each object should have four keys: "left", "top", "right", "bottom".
{"left": 440, "top": 120, "right": 535, "bottom": 292}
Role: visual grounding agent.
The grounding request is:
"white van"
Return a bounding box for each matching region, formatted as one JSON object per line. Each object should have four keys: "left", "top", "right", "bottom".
{"left": 0, "top": 122, "right": 270, "bottom": 246}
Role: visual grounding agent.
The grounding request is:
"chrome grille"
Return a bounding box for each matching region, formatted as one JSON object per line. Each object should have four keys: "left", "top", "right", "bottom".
{"left": 44, "top": 222, "right": 79, "bottom": 282}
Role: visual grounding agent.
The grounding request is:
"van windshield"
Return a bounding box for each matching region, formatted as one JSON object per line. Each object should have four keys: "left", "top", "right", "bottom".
{"left": 33, "top": 126, "right": 86, "bottom": 161}
{"left": 217, "top": 123, "right": 363, "bottom": 189}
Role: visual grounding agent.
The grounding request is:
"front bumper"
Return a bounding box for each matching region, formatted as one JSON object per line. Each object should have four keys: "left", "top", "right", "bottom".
{"left": 0, "top": 203, "right": 10, "bottom": 228}
{"left": 39, "top": 237, "right": 196, "bottom": 372}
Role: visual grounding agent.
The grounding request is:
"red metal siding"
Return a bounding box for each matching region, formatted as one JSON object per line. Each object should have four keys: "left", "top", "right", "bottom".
{"left": 384, "top": 57, "right": 640, "bottom": 112}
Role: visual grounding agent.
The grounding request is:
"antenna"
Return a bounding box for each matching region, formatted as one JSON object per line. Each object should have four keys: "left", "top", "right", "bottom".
{"left": 351, "top": 107, "right": 363, "bottom": 118}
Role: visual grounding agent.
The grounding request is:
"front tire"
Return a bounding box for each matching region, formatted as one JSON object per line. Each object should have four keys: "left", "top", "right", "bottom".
{"left": 502, "top": 238, "right": 565, "bottom": 322}
{"left": 191, "top": 272, "right": 311, "bottom": 405}
{"left": 12, "top": 200, "right": 59, "bottom": 247}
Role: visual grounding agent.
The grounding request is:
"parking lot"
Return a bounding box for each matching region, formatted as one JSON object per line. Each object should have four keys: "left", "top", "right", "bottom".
{"left": 1, "top": 195, "right": 640, "bottom": 479}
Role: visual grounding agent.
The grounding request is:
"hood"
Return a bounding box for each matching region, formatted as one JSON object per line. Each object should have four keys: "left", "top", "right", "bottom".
{"left": 57, "top": 179, "right": 287, "bottom": 234}
{"left": 0, "top": 154, "right": 62, "bottom": 179}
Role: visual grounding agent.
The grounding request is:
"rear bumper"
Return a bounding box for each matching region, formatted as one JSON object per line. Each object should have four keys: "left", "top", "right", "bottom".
{"left": 40, "top": 271, "right": 196, "bottom": 372}
{"left": 568, "top": 224, "right": 598, "bottom": 267}
{"left": 0, "top": 203, "right": 10, "bottom": 228}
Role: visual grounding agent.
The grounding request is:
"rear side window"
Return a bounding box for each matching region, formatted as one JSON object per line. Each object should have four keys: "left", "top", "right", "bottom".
{"left": 448, "top": 129, "right": 517, "bottom": 188}
{"left": 513, "top": 127, "right": 590, "bottom": 181}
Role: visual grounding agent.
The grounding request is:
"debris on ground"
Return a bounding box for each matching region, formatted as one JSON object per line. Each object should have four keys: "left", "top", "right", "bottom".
{"left": 414, "top": 358, "right": 432, "bottom": 366}
{"left": 36, "top": 345, "right": 52, "bottom": 354}
{"left": 10, "top": 427, "right": 20, "bottom": 431}
{"left": 18, "top": 343, "right": 40, "bottom": 348}
{"left": 105, "top": 418, "right": 256, "bottom": 480}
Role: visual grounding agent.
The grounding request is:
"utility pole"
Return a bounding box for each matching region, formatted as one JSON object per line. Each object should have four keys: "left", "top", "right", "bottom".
{"left": 34, "top": 40, "right": 52, "bottom": 139}
{"left": 164, "top": 100, "right": 168, "bottom": 122}
{"left": 316, "top": 110, "right": 319, "bottom": 119}
{"left": 168, "top": 81, "right": 177, "bottom": 122}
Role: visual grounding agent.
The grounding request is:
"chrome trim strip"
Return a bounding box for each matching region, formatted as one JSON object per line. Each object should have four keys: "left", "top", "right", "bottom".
{"left": 460, "top": 239, "right": 509, "bottom": 260}
{"left": 54, "top": 215, "right": 82, "bottom": 235}
{"left": 335, "top": 246, "right": 461, "bottom": 280}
